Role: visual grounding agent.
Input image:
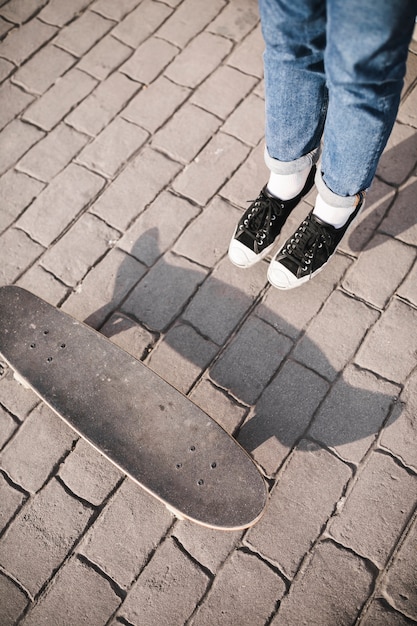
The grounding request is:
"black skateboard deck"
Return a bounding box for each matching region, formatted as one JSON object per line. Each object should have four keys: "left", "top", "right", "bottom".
{"left": 0, "top": 286, "right": 267, "bottom": 530}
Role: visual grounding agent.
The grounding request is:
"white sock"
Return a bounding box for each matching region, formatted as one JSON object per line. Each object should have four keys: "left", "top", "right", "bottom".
{"left": 313, "top": 194, "right": 357, "bottom": 229}
{"left": 267, "top": 165, "right": 311, "bottom": 201}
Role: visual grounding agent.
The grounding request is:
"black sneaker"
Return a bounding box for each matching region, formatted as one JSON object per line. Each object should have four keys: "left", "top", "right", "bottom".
{"left": 228, "top": 166, "right": 316, "bottom": 268}
{"left": 268, "top": 192, "right": 365, "bottom": 289}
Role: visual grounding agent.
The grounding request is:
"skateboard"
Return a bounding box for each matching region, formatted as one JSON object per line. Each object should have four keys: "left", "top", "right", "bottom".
{"left": 0, "top": 286, "right": 267, "bottom": 530}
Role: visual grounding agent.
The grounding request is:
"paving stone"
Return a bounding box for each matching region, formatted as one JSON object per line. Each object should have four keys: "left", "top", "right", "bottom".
{"left": 329, "top": 451, "right": 417, "bottom": 568}
{"left": 226, "top": 25, "right": 264, "bottom": 78}
{"left": 270, "top": 540, "right": 374, "bottom": 626}
{"left": 90, "top": 0, "right": 142, "bottom": 21}
{"left": 191, "top": 65, "right": 257, "bottom": 120}
{"left": 146, "top": 322, "right": 218, "bottom": 393}
{"left": 16, "top": 163, "right": 105, "bottom": 246}
{"left": 183, "top": 256, "right": 266, "bottom": 346}
{"left": 377, "top": 122, "right": 417, "bottom": 185}
{"left": 62, "top": 247, "right": 146, "bottom": 329}
{"left": 121, "top": 75, "right": 190, "bottom": 133}
{"left": 12, "top": 43, "right": 75, "bottom": 94}
{"left": 0, "top": 369, "right": 38, "bottom": 421}
{"left": 342, "top": 234, "right": 416, "bottom": 309}
{"left": 0, "top": 228, "right": 44, "bottom": 286}
{"left": 79, "top": 479, "right": 172, "bottom": 588}
{"left": 220, "top": 140, "right": 268, "bottom": 208}
{"left": 355, "top": 298, "right": 417, "bottom": 383}
{"left": 293, "top": 289, "right": 379, "bottom": 382}
{"left": 208, "top": 0, "right": 259, "bottom": 42}
{"left": 0, "top": 404, "right": 17, "bottom": 449}
{"left": 59, "top": 438, "right": 122, "bottom": 506}
{"left": 210, "top": 316, "right": 292, "bottom": 406}
{"left": 189, "top": 377, "right": 247, "bottom": 434}
{"left": 0, "top": 403, "right": 76, "bottom": 493}
{"left": 0, "top": 17, "right": 56, "bottom": 65}
{"left": 156, "top": 0, "right": 226, "bottom": 48}
{"left": 0, "top": 80, "right": 34, "bottom": 130}
{"left": 383, "top": 515, "right": 417, "bottom": 621}
{"left": 0, "top": 170, "right": 45, "bottom": 234}
{"left": 112, "top": 0, "right": 172, "bottom": 48}
{"left": 0, "top": 57, "right": 14, "bottom": 81}
{"left": 238, "top": 361, "right": 329, "bottom": 475}
{"left": 21, "top": 556, "right": 121, "bottom": 626}
{"left": 398, "top": 257, "right": 417, "bottom": 306}
{"left": 120, "top": 36, "right": 178, "bottom": 85}
{"left": 0, "top": 472, "right": 25, "bottom": 532}
{"left": 0, "top": 477, "right": 93, "bottom": 596}
{"left": 0, "top": 15, "right": 14, "bottom": 36}
{"left": 66, "top": 71, "right": 140, "bottom": 136}
{"left": 39, "top": 0, "right": 93, "bottom": 27}
{"left": 118, "top": 190, "right": 199, "bottom": 267}
{"left": 0, "top": 570, "right": 28, "bottom": 626}
{"left": 42, "top": 222, "right": 93, "bottom": 286}
{"left": 101, "top": 313, "right": 155, "bottom": 361}
{"left": 173, "top": 519, "right": 240, "bottom": 574}
{"left": 165, "top": 32, "right": 233, "bottom": 89}
{"left": 222, "top": 93, "right": 265, "bottom": 146}
{"left": 342, "top": 177, "right": 396, "bottom": 256}
{"left": 77, "top": 34, "right": 132, "bottom": 80}
{"left": 22, "top": 68, "right": 98, "bottom": 131}
{"left": 398, "top": 81, "right": 417, "bottom": 128}
{"left": 17, "top": 265, "right": 69, "bottom": 305}
{"left": 309, "top": 365, "right": 400, "bottom": 465}
{"left": 54, "top": 10, "right": 114, "bottom": 57}
{"left": 76, "top": 117, "right": 148, "bottom": 179}
{"left": 17, "top": 122, "right": 89, "bottom": 182}
{"left": 0, "top": 119, "right": 44, "bottom": 176}
{"left": 379, "top": 175, "right": 417, "bottom": 246}
{"left": 118, "top": 538, "right": 209, "bottom": 626}
{"left": 174, "top": 196, "right": 240, "bottom": 268}
{"left": 90, "top": 146, "right": 181, "bottom": 231}
{"left": 256, "top": 252, "right": 352, "bottom": 341}
{"left": 192, "top": 549, "right": 284, "bottom": 626}
{"left": 152, "top": 102, "right": 221, "bottom": 164}
{"left": 247, "top": 441, "right": 351, "bottom": 578}
{"left": 173, "top": 132, "right": 250, "bottom": 206}
{"left": 0, "top": 0, "right": 47, "bottom": 24}
{"left": 360, "top": 598, "right": 416, "bottom": 626}
{"left": 121, "top": 252, "right": 207, "bottom": 332}
{"left": 380, "top": 368, "right": 417, "bottom": 472}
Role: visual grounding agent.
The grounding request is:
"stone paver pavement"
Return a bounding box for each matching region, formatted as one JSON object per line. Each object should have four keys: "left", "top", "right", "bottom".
{"left": 1, "top": 1, "right": 417, "bottom": 625}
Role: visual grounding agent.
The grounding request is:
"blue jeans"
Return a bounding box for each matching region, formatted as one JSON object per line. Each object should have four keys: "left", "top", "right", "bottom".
{"left": 260, "top": 0, "right": 417, "bottom": 206}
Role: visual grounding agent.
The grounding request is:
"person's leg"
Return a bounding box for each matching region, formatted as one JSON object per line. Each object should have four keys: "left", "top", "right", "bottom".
{"left": 268, "top": 0, "right": 416, "bottom": 289}
{"left": 228, "top": 0, "right": 327, "bottom": 269}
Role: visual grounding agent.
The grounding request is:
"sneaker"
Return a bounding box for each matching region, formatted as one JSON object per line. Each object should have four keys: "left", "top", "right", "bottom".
{"left": 228, "top": 166, "right": 316, "bottom": 268}
{"left": 267, "top": 192, "right": 365, "bottom": 290}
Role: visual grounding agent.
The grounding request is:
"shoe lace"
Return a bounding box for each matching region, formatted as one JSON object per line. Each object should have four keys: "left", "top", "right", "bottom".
{"left": 240, "top": 192, "right": 284, "bottom": 245}
{"left": 283, "top": 215, "right": 334, "bottom": 273}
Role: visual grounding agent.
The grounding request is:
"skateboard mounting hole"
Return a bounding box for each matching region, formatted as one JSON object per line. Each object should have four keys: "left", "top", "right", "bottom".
{"left": 47, "top": 357, "right": 53, "bottom": 363}
{"left": 175, "top": 463, "right": 182, "bottom": 469}
{"left": 189, "top": 445, "right": 196, "bottom": 452}
{"left": 211, "top": 462, "right": 217, "bottom": 469}
{"left": 60, "top": 343, "right": 66, "bottom": 349}
{"left": 43, "top": 330, "right": 49, "bottom": 335}
{"left": 30, "top": 343, "right": 36, "bottom": 349}
{"left": 197, "top": 479, "right": 204, "bottom": 486}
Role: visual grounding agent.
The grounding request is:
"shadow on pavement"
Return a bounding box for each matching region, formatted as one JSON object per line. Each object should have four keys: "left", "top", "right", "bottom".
{"left": 86, "top": 226, "right": 400, "bottom": 475}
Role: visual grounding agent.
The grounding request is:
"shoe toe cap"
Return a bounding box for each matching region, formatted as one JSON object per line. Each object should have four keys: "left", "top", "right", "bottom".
{"left": 268, "top": 259, "right": 298, "bottom": 289}
{"left": 228, "top": 239, "right": 257, "bottom": 268}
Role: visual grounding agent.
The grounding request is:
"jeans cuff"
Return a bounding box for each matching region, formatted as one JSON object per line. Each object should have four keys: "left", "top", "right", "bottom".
{"left": 315, "top": 168, "right": 361, "bottom": 208}
{"left": 264, "top": 146, "right": 320, "bottom": 175}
